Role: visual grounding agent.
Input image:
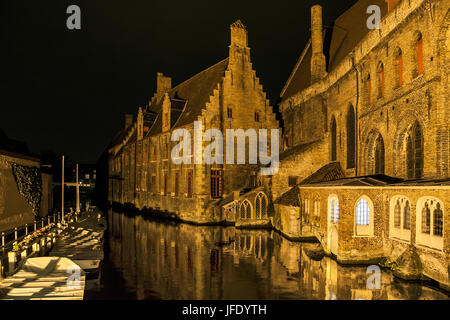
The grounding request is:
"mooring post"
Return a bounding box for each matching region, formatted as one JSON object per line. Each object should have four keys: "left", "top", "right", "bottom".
{"left": 25, "top": 224, "right": 28, "bottom": 236}
{"left": 14, "top": 228, "right": 17, "bottom": 241}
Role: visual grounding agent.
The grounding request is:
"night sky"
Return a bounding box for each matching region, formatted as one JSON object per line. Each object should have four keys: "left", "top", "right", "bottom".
{"left": 1, "top": 0, "right": 358, "bottom": 164}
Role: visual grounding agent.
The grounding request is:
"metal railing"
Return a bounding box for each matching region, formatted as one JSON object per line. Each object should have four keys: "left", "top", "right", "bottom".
{"left": 0, "top": 212, "right": 75, "bottom": 254}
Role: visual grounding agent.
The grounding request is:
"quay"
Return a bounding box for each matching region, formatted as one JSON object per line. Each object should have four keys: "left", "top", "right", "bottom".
{"left": 0, "top": 209, "right": 106, "bottom": 300}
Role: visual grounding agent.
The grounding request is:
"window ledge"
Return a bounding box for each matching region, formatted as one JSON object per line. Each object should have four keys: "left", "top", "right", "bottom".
{"left": 389, "top": 236, "right": 410, "bottom": 244}
{"left": 416, "top": 243, "right": 443, "bottom": 253}
{"left": 352, "top": 235, "right": 375, "bottom": 239}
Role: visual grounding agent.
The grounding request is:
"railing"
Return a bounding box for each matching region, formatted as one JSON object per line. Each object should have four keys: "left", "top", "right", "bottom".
{"left": 0, "top": 212, "right": 76, "bottom": 254}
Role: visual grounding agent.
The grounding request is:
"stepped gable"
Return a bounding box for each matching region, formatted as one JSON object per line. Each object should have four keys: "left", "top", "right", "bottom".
{"left": 146, "top": 58, "right": 229, "bottom": 136}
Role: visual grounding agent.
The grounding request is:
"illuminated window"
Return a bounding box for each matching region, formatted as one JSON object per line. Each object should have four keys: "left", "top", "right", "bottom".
{"left": 414, "top": 32, "right": 423, "bottom": 77}
{"left": 210, "top": 170, "right": 222, "bottom": 199}
{"left": 330, "top": 197, "right": 339, "bottom": 223}
{"left": 356, "top": 198, "right": 370, "bottom": 226}
{"left": 255, "top": 193, "right": 268, "bottom": 219}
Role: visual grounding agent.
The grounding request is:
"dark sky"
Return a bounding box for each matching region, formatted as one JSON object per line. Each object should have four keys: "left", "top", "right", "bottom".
{"left": 1, "top": 0, "right": 358, "bottom": 164}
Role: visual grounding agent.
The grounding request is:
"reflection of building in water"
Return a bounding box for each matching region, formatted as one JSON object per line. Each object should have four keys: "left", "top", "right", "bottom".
{"left": 108, "top": 210, "right": 448, "bottom": 299}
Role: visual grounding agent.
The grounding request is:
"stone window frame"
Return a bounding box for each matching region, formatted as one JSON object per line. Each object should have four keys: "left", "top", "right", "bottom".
{"left": 313, "top": 195, "right": 321, "bottom": 226}
{"left": 389, "top": 195, "right": 411, "bottom": 243}
{"left": 255, "top": 192, "right": 268, "bottom": 219}
{"left": 354, "top": 195, "right": 375, "bottom": 237}
{"left": 416, "top": 196, "right": 444, "bottom": 251}
{"left": 240, "top": 200, "right": 253, "bottom": 220}
{"left": 346, "top": 104, "right": 356, "bottom": 169}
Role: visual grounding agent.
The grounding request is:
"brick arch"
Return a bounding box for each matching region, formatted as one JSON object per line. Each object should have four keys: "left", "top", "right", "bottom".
{"left": 393, "top": 114, "right": 426, "bottom": 178}
{"left": 362, "top": 129, "right": 385, "bottom": 175}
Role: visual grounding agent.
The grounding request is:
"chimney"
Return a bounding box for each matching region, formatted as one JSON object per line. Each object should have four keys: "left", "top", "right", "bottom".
{"left": 310, "top": 5, "right": 327, "bottom": 83}
{"left": 157, "top": 72, "right": 171, "bottom": 94}
{"left": 124, "top": 114, "right": 133, "bottom": 129}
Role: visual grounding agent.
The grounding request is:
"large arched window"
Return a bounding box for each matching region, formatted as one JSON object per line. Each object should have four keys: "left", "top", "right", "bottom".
{"left": 416, "top": 197, "right": 444, "bottom": 250}
{"left": 377, "top": 62, "right": 385, "bottom": 98}
{"left": 406, "top": 121, "right": 423, "bottom": 179}
{"left": 331, "top": 116, "right": 337, "bottom": 161}
{"left": 346, "top": 105, "right": 356, "bottom": 169}
{"left": 240, "top": 200, "right": 252, "bottom": 219}
{"left": 355, "top": 196, "right": 374, "bottom": 237}
{"left": 255, "top": 193, "right": 268, "bottom": 219}
{"left": 374, "top": 134, "right": 385, "bottom": 174}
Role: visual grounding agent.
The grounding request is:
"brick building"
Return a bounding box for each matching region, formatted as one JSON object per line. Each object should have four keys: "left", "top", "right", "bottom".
{"left": 108, "top": 20, "right": 278, "bottom": 224}
{"left": 274, "top": 0, "right": 449, "bottom": 289}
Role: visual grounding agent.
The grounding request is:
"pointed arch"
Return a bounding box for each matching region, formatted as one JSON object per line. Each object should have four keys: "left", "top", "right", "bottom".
{"left": 374, "top": 134, "right": 385, "bottom": 174}
{"left": 240, "top": 200, "right": 252, "bottom": 219}
{"left": 346, "top": 105, "right": 356, "bottom": 169}
{"left": 255, "top": 192, "right": 268, "bottom": 219}
{"left": 331, "top": 116, "right": 337, "bottom": 161}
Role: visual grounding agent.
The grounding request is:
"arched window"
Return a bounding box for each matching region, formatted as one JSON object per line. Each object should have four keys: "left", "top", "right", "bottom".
{"left": 377, "top": 62, "right": 385, "bottom": 98}
{"left": 414, "top": 32, "right": 423, "bottom": 77}
{"left": 240, "top": 200, "right": 252, "bottom": 219}
{"left": 255, "top": 193, "right": 268, "bottom": 219}
{"left": 365, "top": 74, "right": 372, "bottom": 104}
{"left": 356, "top": 198, "right": 370, "bottom": 226}
{"left": 390, "top": 196, "right": 412, "bottom": 241}
{"left": 331, "top": 116, "right": 337, "bottom": 161}
{"left": 416, "top": 197, "right": 444, "bottom": 250}
{"left": 374, "top": 134, "right": 385, "bottom": 174}
{"left": 395, "top": 48, "right": 403, "bottom": 88}
{"left": 433, "top": 203, "right": 443, "bottom": 237}
{"left": 313, "top": 198, "right": 321, "bottom": 225}
{"left": 346, "top": 105, "right": 356, "bottom": 169}
{"left": 329, "top": 196, "right": 339, "bottom": 223}
{"left": 403, "top": 201, "right": 411, "bottom": 230}
{"left": 406, "top": 121, "right": 423, "bottom": 179}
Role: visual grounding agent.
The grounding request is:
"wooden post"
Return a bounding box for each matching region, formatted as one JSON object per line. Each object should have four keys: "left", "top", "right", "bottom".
{"left": 14, "top": 228, "right": 17, "bottom": 240}
{"left": 8, "top": 251, "right": 16, "bottom": 275}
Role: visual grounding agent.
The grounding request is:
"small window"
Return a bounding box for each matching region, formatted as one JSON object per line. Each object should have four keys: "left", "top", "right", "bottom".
{"left": 227, "top": 107, "right": 233, "bottom": 119}
{"left": 174, "top": 171, "right": 179, "bottom": 196}
{"left": 186, "top": 170, "right": 193, "bottom": 198}
{"left": 288, "top": 176, "right": 298, "bottom": 187}
{"left": 433, "top": 203, "right": 443, "bottom": 237}
{"left": 395, "top": 48, "right": 403, "bottom": 88}
{"left": 255, "top": 111, "right": 260, "bottom": 122}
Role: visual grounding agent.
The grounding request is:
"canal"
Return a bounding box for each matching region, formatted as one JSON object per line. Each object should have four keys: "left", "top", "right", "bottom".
{"left": 85, "top": 210, "right": 448, "bottom": 300}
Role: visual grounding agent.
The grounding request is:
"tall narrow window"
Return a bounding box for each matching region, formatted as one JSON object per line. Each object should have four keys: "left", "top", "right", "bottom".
{"left": 346, "top": 105, "right": 356, "bottom": 169}
{"left": 377, "top": 62, "right": 385, "bottom": 98}
{"left": 331, "top": 116, "right": 337, "bottom": 161}
{"left": 210, "top": 170, "right": 223, "bottom": 199}
{"left": 227, "top": 106, "right": 233, "bottom": 119}
{"left": 406, "top": 121, "right": 423, "bottom": 179}
{"left": 174, "top": 171, "right": 179, "bottom": 196}
{"left": 421, "top": 202, "right": 430, "bottom": 234}
{"left": 187, "top": 169, "right": 193, "bottom": 198}
{"left": 366, "top": 75, "right": 372, "bottom": 104}
{"left": 403, "top": 200, "right": 411, "bottom": 230}
{"left": 396, "top": 48, "right": 403, "bottom": 87}
{"left": 240, "top": 200, "right": 252, "bottom": 219}
{"left": 394, "top": 200, "right": 401, "bottom": 228}
{"left": 163, "top": 172, "right": 168, "bottom": 196}
{"left": 416, "top": 33, "right": 423, "bottom": 76}
{"left": 356, "top": 198, "right": 370, "bottom": 226}
{"left": 433, "top": 203, "right": 443, "bottom": 237}
{"left": 255, "top": 111, "right": 260, "bottom": 122}
{"left": 151, "top": 175, "right": 156, "bottom": 194}
{"left": 374, "top": 134, "right": 385, "bottom": 174}
{"left": 255, "top": 193, "right": 267, "bottom": 219}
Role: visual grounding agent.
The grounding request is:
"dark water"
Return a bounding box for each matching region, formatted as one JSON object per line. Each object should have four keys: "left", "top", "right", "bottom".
{"left": 86, "top": 210, "right": 448, "bottom": 300}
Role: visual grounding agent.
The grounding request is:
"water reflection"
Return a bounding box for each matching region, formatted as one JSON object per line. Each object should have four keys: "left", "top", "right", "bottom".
{"left": 108, "top": 210, "right": 448, "bottom": 300}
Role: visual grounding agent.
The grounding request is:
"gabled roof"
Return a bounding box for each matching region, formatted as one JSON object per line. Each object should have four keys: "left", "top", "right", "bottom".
{"left": 274, "top": 186, "right": 300, "bottom": 207}
{"left": 299, "top": 161, "right": 345, "bottom": 185}
{"left": 145, "top": 58, "right": 229, "bottom": 136}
